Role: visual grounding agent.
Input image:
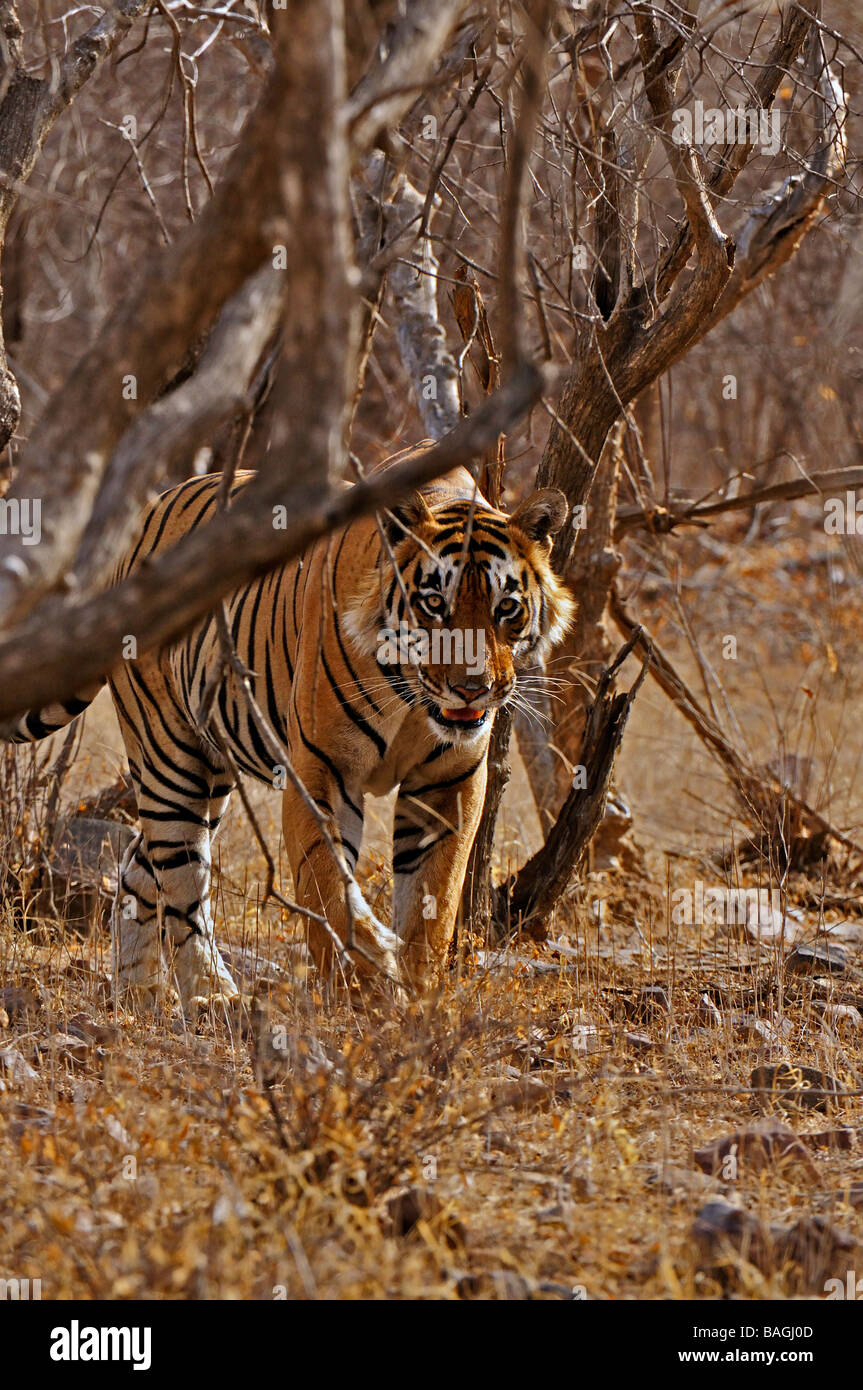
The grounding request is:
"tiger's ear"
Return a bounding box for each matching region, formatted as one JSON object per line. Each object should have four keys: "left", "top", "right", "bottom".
{"left": 383, "top": 492, "right": 435, "bottom": 545}
{"left": 509, "top": 488, "right": 568, "bottom": 546}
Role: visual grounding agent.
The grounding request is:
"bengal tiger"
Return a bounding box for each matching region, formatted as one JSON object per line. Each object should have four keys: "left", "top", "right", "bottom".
{"left": 8, "top": 455, "right": 574, "bottom": 1012}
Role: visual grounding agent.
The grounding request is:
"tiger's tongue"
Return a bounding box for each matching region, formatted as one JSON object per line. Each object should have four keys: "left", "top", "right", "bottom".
{"left": 442, "top": 707, "right": 484, "bottom": 723}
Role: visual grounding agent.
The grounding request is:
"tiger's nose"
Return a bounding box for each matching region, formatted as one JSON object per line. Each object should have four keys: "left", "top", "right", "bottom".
{"left": 451, "top": 680, "right": 491, "bottom": 703}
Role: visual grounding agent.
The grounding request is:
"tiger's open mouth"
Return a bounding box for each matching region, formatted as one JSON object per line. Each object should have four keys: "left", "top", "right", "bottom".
{"left": 432, "top": 704, "right": 489, "bottom": 731}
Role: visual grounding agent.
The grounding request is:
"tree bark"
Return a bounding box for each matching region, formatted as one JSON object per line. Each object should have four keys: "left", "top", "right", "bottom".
{"left": 0, "top": 0, "right": 151, "bottom": 454}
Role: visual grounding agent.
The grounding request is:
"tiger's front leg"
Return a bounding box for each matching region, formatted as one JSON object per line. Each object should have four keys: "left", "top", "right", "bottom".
{"left": 392, "top": 755, "right": 488, "bottom": 991}
{"left": 281, "top": 765, "right": 403, "bottom": 991}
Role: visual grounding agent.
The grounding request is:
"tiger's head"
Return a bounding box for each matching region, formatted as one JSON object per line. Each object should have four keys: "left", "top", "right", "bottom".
{"left": 347, "top": 485, "right": 576, "bottom": 742}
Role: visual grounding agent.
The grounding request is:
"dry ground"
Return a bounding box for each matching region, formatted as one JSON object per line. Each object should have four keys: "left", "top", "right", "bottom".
{"left": 2, "top": 513, "right": 863, "bottom": 1301}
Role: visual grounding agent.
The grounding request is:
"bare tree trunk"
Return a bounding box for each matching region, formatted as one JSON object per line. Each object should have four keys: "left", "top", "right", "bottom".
{"left": 520, "top": 0, "right": 836, "bottom": 823}
{"left": 460, "top": 707, "right": 512, "bottom": 944}
{"left": 520, "top": 422, "right": 624, "bottom": 826}
{"left": 463, "top": 2, "right": 843, "bottom": 945}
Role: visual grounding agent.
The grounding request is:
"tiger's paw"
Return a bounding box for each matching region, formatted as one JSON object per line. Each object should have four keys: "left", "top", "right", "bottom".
{"left": 187, "top": 990, "right": 253, "bottom": 1034}
{"left": 344, "top": 889, "right": 403, "bottom": 978}
{"left": 171, "top": 935, "right": 240, "bottom": 1016}
{"left": 344, "top": 883, "right": 407, "bottom": 997}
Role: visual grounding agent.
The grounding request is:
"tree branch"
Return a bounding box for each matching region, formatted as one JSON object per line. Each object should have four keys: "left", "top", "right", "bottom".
{"left": 72, "top": 265, "right": 286, "bottom": 589}
{"left": 345, "top": 0, "right": 476, "bottom": 154}
{"left": 0, "top": 45, "right": 293, "bottom": 625}
{"left": 0, "top": 360, "right": 545, "bottom": 724}
{"left": 609, "top": 584, "right": 863, "bottom": 864}
{"left": 496, "top": 631, "right": 650, "bottom": 937}
{"left": 0, "top": 0, "right": 151, "bottom": 451}
{"left": 356, "top": 155, "right": 461, "bottom": 440}
{"left": 614, "top": 463, "right": 863, "bottom": 540}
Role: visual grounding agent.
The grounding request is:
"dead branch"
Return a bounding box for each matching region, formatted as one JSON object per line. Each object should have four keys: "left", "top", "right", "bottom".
{"left": 0, "top": 37, "right": 295, "bottom": 624}
{"left": 73, "top": 265, "right": 286, "bottom": 589}
{"left": 0, "top": 360, "right": 545, "bottom": 725}
{"left": 356, "top": 155, "right": 461, "bottom": 439}
{"left": 0, "top": 0, "right": 151, "bottom": 450}
{"left": 702, "top": 20, "right": 847, "bottom": 333}
{"left": 609, "top": 585, "right": 863, "bottom": 867}
{"left": 0, "top": 0, "right": 481, "bottom": 626}
{"left": 652, "top": 2, "right": 820, "bottom": 304}
{"left": 346, "top": 0, "right": 477, "bottom": 154}
{"left": 614, "top": 465, "right": 863, "bottom": 540}
{"left": 526, "top": 2, "right": 841, "bottom": 816}
{"left": 497, "top": 0, "right": 554, "bottom": 371}
{"left": 493, "top": 632, "right": 650, "bottom": 940}
{"left": 450, "top": 264, "right": 503, "bottom": 503}
{"left": 539, "top": 3, "right": 824, "bottom": 576}
{"left": 263, "top": 1, "right": 357, "bottom": 494}
{"left": 634, "top": 6, "right": 732, "bottom": 272}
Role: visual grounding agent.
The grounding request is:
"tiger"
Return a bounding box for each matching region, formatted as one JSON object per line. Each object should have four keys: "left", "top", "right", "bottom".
{"left": 8, "top": 453, "right": 574, "bottom": 1012}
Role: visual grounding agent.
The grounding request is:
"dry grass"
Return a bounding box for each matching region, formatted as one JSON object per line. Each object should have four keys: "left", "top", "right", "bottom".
{"left": 2, "top": 523, "right": 863, "bottom": 1301}
{"left": 1, "top": 864, "right": 862, "bottom": 1300}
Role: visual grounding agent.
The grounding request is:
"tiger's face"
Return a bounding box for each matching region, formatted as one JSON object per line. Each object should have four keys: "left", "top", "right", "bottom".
{"left": 349, "top": 487, "right": 576, "bottom": 743}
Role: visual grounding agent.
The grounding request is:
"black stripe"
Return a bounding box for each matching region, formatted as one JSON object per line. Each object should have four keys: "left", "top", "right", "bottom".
{"left": 293, "top": 714, "right": 362, "bottom": 820}
{"left": 148, "top": 847, "right": 205, "bottom": 870}
{"left": 24, "top": 716, "right": 56, "bottom": 739}
{"left": 65, "top": 696, "right": 93, "bottom": 716}
{"left": 291, "top": 560, "right": 303, "bottom": 641}
{"left": 123, "top": 476, "right": 213, "bottom": 576}
{"left": 421, "top": 743, "right": 450, "bottom": 765}
{"left": 124, "top": 894, "right": 158, "bottom": 914}
{"left": 125, "top": 666, "right": 212, "bottom": 770}
{"left": 164, "top": 899, "right": 201, "bottom": 920}
{"left": 332, "top": 534, "right": 385, "bottom": 716}
{"left": 407, "top": 757, "right": 484, "bottom": 797}
{"left": 188, "top": 612, "right": 215, "bottom": 686}
{"left": 393, "top": 834, "right": 451, "bottom": 873}
{"left": 471, "top": 541, "right": 508, "bottom": 561}
{"left": 269, "top": 568, "right": 292, "bottom": 684}
{"left": 137, "top": 806, "right": 208, "bottom": 826}
{"left": 321, "top": 644, "right": 386, "bottom": 757}
{"left": 263, "top": 653, "right": 287, "bottom": 747}
{"left": 138, "top": 745, "right": 210, "bottom": 801}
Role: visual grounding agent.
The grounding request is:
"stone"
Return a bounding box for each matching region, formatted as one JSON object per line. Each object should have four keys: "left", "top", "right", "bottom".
{"left": 693, "top": 1119, "right": 818, "bottom": 1178}
{"left": 696, "top": 994, "right": 722, "bottom": 1027}
{"left": 785, "top": 943, "right": 847, "bottom": 975}
{"left": 383, "top": 1186, "right": 464, "bottom": 1248}
{"left": 692, "top": 1200, "right": 855, "bottom": 1290}
{"left": 750, "top": 1061, "right": 847, "bottom": 1112}
{"left": 0, "top": 1047, "right": 39, "bottom": 1085}
{"left": 636, "top": 985, "right": 670, "bottom": 1018}
{"left": 814, "top": 1002, "right": 862, "bottom": 1033}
